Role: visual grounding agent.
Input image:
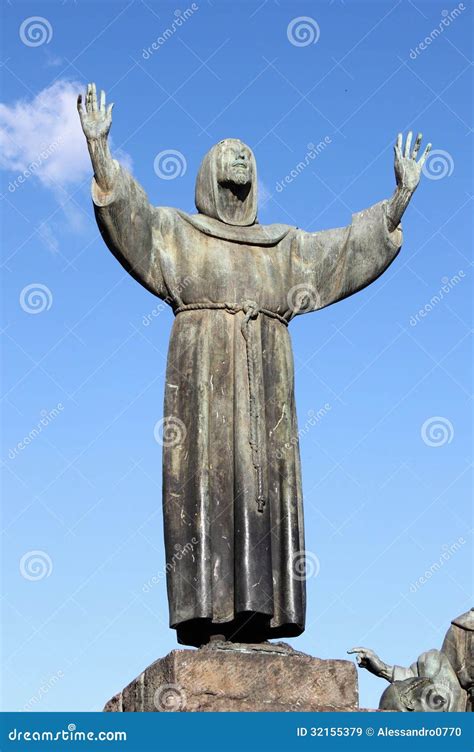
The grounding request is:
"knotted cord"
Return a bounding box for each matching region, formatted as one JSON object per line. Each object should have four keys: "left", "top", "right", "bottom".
{"left": 174, "top": 301, "right": 289, "bottom": 513}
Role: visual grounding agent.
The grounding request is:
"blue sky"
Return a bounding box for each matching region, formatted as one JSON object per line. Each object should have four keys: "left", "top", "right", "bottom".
{"left": 1, "top": 0, "right": 472, "bottom": 713}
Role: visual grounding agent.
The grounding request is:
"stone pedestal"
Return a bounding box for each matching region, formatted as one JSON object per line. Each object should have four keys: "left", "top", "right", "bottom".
{"left": 104, "top": 642, "right": 359, "bottom": 712}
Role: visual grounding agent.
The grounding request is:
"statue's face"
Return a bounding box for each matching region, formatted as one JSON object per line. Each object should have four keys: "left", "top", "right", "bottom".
{"left": 215, "top": 140, "right": 254, "bottom": 187}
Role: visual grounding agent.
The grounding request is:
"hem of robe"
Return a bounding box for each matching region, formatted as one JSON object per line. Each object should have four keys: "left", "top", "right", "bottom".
{"left": 173, "top": 613, "right": 304, "bottom": 648}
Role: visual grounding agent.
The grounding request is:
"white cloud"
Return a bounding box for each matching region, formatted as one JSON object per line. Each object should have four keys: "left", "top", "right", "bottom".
{"left": 0, "top": 79, "right": 132, "bottom": 253}
{"left": 1, "top": 79, "right": 88, "bottom": 189}
{"left": 0, "top": 79, "right": 132, "bottom": 191}
{"left": 37, "top": 220, "right": 60, "bottom": 254}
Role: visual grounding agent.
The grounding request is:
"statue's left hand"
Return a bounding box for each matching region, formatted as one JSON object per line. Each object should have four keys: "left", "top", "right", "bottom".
{"left": 394, "top": 132, "right": 431, "bottom": 192}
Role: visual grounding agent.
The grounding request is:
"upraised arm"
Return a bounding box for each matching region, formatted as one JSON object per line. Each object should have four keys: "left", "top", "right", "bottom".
{"left": 290, "top": 199, "right": 402, "bottom": 315}
{"left": 77, "top": 83, "right": 116, "bottom": 195}
{"left": 77, "top": 83, "right": 165, "bottom": 298}
{"left": 288, "top": 131, "right": 433, "bottom": 315}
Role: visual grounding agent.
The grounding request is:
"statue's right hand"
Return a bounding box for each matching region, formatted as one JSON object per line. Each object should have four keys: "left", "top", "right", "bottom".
{"left": 347, "top": 647, "right": 386, "bottom": 676}
{"left": 77, "top": 83, "right": 113, "bottom": 141}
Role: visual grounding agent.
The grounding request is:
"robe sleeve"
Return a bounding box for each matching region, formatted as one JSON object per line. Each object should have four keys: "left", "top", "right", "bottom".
{"left": 289, "top": 200, "right": 403, "bottom": 314}
{"left": 92, "top": 162, "right": 166, "bottom": 298}
{"left": 441, "top": 623, "right": 472, "bottom": 690}
{"left": 414, "top": 650, "right": 447, "bottom": 680}
{"left": 392, "top": 650, "right": 455, "bottom": 682}
{"left": 391, "top": 662, "right": 418, "bottom": 682}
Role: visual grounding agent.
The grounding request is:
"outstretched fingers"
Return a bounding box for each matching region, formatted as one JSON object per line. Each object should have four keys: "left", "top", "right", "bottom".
{"left": 86, "top": 83, "right": 93, "bottom": 113}
{"left": 347, "top": 647, "right": 371, "bottom": 666}
{"left": 91, "top": 82, "right": 98, "bottom": 112}
{"left": 418, "top": 142, "right": 432, "bottom": 167}
{"left": 411, "top": 132, "right": 422, "bottom": 159}
{"left": 394, "top": 132, "right": 402, "bottom": 158}
{"left": 100, "top": 89, "right": 106, "bottom": 112}
{"left": 404, "top": 131, "right": 413, "bottom": 158}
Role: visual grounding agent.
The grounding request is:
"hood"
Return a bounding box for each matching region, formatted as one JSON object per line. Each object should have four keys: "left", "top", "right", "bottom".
{"left": 195, "top": 139, "right": 258, "bottom": 226}
{"left": 176, "top": 210, "right": 291, "bottom": 246}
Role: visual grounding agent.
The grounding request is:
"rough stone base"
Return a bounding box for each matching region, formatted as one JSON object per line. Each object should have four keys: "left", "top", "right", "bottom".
{"left": 104, "top": 641, "right": 359, "bottom": 712}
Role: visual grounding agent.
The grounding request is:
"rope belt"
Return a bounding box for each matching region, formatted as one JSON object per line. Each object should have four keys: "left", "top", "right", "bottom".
{"left": 174, "top": 301, "right": 289, "bottom": 513}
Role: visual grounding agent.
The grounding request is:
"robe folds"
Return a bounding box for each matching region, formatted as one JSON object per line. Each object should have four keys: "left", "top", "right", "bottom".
{"left": 441, "top": 609, "right": 474, "bottom": 710}
{"left": 392, "top": 651, "right": 467, "bottom": 712}
{"left": 92, "top": 164, "right": 403, "bottom": 647}
{"left": 381, "top": 608, "right": 473, "bottom": 711}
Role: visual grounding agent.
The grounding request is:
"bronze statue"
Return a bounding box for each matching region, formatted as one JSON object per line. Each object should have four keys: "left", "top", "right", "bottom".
{"left": 78, "top": 82, "right": 432, "bottom": 648}
{"left": 349, "top": 608, "right": 473, "bottom": 711}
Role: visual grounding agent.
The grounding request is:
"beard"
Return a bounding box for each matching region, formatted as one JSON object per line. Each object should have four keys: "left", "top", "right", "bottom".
{"left": 220, "top": 165, "right": 251, "bottom": 186}
{"left": 230, "top": 170, "right": 250, "bottom": 185}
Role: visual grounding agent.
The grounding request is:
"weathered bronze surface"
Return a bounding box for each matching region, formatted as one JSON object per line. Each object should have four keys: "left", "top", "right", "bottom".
{"left": 79, "top": 83, "right": 431, "bottom": 648}
{"left": 349, "top": 608, "right": 473, "bottom": 711}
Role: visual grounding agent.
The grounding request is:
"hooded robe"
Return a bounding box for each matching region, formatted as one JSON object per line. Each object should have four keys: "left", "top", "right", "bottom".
{"left": 92, "top": 142, "right": 403, "bottom": 647}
